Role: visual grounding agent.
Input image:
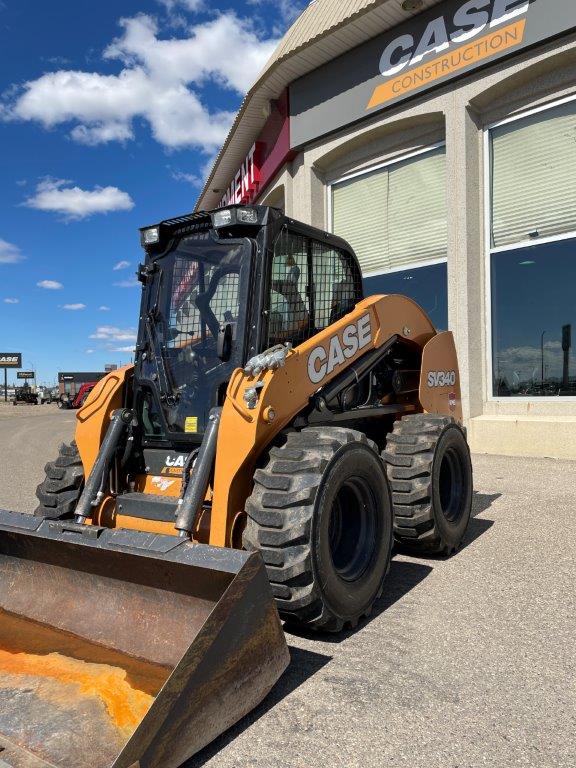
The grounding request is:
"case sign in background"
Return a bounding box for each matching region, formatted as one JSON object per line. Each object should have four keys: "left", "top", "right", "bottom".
{"left": 290, "top": 0, "right": 576, "bottom": 146}
{"left": 0, "top": 353, "right": 22, "bottom": 369}
{"left": 0, "top": 352, "right": 22, "bottom": 402}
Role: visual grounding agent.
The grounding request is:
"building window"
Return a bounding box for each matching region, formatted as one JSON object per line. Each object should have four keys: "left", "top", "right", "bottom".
{"left": 331, "top": 145, "right": 447, "bottom": 329}
{"left": 364, "top": 262, "right": 448, "bottom": 331}
{"left": 489, "top": 98, "right": 576, "bottom": 397}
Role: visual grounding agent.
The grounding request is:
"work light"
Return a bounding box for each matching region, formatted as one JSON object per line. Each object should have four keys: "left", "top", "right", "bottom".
{"left": 212, "top": 209, "right": 234, "bottom": 228}
{"left": 237, "top": 207, "right": 258, "bottom": 224}
{"left": 142, "top": 226, "right": 160, "bottom": 245}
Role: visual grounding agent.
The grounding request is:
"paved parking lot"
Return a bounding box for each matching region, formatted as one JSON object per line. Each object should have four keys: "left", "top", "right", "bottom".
{"left": 0, "top": 404, "right": 574, "bottom": 768}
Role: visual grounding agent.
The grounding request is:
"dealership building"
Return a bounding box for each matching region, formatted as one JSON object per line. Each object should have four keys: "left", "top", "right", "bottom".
{"left": 197, "top": 0, "right": 576, "bottom": 459}
{"left": 57, "top": 372, "right": 108, "bottom": 398}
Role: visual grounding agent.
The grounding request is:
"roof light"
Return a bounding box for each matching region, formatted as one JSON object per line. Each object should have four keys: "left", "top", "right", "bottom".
{"left": 142, "top": 226, "right": 160, "bottom": 245}
{"left": 213, "top": 209, "right": 234, "bottom": 228}
{"left": 237, "top": 207, "right": 258, "bottom": 224}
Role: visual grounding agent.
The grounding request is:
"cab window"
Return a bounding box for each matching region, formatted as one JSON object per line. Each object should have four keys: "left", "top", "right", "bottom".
{"left": 266, "top": 229, "right": 359, "bottom": 347}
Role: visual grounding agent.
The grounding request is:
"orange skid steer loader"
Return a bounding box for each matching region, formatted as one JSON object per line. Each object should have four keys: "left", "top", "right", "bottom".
{"left": 0, "top": 205, "right": 472, "bottom": 768}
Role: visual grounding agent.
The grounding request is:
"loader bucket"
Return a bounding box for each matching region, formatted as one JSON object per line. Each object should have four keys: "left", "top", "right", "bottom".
{"left": 0, "top": 511, "right": 289, "bottom": 768}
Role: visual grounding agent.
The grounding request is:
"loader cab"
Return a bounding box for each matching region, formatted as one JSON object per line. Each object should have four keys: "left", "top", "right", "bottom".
{"left": 135, "top": 205, "right": 363, "bottom": 445}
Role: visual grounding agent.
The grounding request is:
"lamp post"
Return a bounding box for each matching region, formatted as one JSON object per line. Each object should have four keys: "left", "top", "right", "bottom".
{"left": 541, "top": 331, "right": 547, "bottom": 389}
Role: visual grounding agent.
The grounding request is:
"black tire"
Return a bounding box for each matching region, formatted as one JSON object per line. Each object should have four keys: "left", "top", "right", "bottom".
{"left": 34, "top": 441, "right": 84, "bottom": 519}
{"left": 243, "top": 427, "right": 393, "bottom": 632}
{"left": 383, "top": 414, "right": 473, "bottom": 555}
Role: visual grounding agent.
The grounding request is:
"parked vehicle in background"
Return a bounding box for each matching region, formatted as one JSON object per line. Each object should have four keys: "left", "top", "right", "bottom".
{"left": 37, "top": 387, "right": 58, "bottom": 404}
{"left": 57, "top": 382, "right": 97, "bottom": 409}
{"left": 12, "top": 384, "right": 38, "bottom": 406}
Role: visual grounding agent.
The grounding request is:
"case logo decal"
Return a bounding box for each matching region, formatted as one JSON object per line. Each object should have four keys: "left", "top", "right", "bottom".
{"left": 308, "top": 315, "right": 372, "bottom": 385}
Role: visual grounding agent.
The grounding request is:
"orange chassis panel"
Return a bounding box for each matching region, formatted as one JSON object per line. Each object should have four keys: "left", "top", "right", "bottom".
{"left": 74, "top": 296, "right": 462, "bottom": 547}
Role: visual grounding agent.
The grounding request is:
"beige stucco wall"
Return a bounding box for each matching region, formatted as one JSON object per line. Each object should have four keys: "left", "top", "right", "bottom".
{"left": 259, "top": 32, "right": 576, "bottom": 459}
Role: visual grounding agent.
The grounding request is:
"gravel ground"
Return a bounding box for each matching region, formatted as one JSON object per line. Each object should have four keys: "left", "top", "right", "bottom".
{"left": 0, "top": 406, "right": 574, "bottom": 768}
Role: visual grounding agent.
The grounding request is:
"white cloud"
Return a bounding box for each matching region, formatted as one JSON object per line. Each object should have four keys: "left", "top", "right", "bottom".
{"left": 99, "top": 305, "right": 111, "bottom": 311}
{"left": 158, "top": 0, "right": 204, "bottom": 11}
{"left": 3, "top": 298, "right": 19, "bottom": 304}
{"left": 85, "top": 349, "right": 95, "bottom": 354}
{"left": 62, "top": 303, "right": 86, "bottom": 310}
{"left": 113, "top": 277, "right": 140, "bottom": 288}
{"left": 110, "top": 345, "right": 136, "bottom": 353}
{"left": 113, "top": 260, "right": 130, "bottom": 270}
{"left": 105, "top": 14, "right": 276, "bottom": 94}
{"left": 25, "top": 178, "right": 134, "bottom": 220}
{"left": 170, "top": 168, "right": 202, "bottom": 186}
{"left": 0, "top": 239, "right": 24, "bottom": 264}
{"left": 71, "top": 122, "right": 133, "bottom": 146}
{"left": 90, "top": 325, "right": 137, "bottom": 341}
{"left": 37, "top": 280, "right": 63, "bottom": 290}
{"left": 2, "top": 13, "right": 277, "bottom": 153}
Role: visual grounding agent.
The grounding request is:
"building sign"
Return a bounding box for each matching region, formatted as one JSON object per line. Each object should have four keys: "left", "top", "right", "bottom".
{"left": 290, "top": 0, "right": 576, "bottom": 147}
{"left": 368, "top": 4, "right": 528, "bottom": 110}
{"left": 0, "top": 353, "right": 22, "bottom": 368}
{"left": 58, "top": 372, "right": 106, "bottom": 383}
{"left": 218, "top": 142, "right": 264, "bottom": 207}
{"left": 17, "top": 371, "right": 35, "bottom": 379}
{"left": 214, "top": 91, "right": 296, "bottom": 210}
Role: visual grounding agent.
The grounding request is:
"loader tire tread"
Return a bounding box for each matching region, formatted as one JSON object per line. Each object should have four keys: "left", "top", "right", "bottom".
{"left": 34, "top": 441, "right": 84, "bottom": 519}
{"left": 244, "top": 427, "right": 393, "bottom": 633}
{"left": 383, "top": 414, "right": 472, "bottom": 555}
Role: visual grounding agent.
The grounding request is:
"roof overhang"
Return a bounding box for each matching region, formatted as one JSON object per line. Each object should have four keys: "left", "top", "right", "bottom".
{"left": 196, "top": 0, "right": 445, "bottom": 211}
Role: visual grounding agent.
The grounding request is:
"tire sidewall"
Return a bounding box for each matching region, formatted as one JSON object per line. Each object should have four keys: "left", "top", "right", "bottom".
{"left": 311, "top": 443, "right": 393, "bottom": 621}
{"left": 430, "top": 425, "right": 473, "bottom": 549}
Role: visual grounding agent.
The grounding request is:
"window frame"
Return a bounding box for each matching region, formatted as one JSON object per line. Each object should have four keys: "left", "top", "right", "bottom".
{"left": 484, "top": 93, "right": 576, "bottom": 403}
{"left": 327, "top": 142, "right": 448, "bottom": 279}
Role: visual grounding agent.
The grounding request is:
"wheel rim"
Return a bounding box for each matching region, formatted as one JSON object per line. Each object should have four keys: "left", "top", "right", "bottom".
{"left": 328, "top": 477, "right": 379, "bottom": 582}
{"left": 438, "top": 446, "right": 467, "bottom": 524}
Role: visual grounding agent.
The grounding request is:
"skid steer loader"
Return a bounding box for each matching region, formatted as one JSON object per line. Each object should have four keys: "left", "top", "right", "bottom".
{"left": 0, "top": 205, "right": 473, "bottom": 768}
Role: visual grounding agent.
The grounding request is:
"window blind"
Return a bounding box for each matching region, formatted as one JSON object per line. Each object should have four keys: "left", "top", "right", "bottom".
{"left": 332, "top": 146, "right": 447, "bottom": 276}
{"left": 332, "top": 168, "right": 389, "bottom": 274}
{"left": 491, "top": 100, "right": 576, "bottom": 248}
{"left": 388, "top": 148, "right": 447, "bottom": 269}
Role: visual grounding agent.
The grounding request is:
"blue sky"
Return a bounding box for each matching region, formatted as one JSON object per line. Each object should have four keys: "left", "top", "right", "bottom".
{"left": 0, "top": 0, "right": 305, "bottom": 384}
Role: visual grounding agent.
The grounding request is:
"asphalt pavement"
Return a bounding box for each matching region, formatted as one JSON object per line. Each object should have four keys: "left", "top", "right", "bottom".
{"left": 0, "top": 404, "right": 574, "bottom": 768}
{"left": 0, "top": 403, "right": 76, "bottom": 512}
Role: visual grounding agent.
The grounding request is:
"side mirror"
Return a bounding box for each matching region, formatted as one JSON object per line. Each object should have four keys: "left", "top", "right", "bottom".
{"left": 217, "top": 322, "right": 233, "bottom": 362}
